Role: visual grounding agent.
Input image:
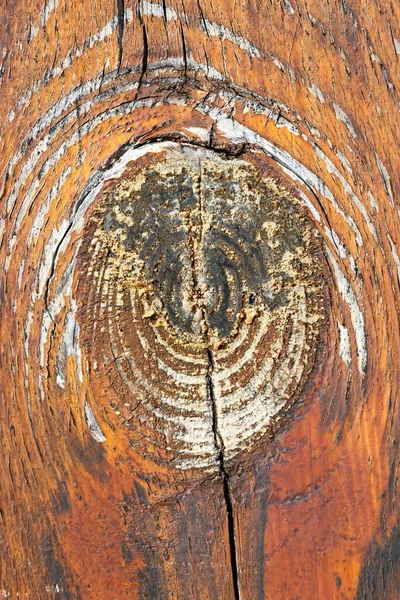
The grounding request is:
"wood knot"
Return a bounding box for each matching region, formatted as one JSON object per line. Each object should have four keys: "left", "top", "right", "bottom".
{"left": 76, "top": 143, "right": 328, "bottom": 470}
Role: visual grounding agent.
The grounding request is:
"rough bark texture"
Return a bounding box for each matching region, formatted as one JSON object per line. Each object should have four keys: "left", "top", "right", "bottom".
{"left": 0, "top": 0, "right": 399, "bottom": 599}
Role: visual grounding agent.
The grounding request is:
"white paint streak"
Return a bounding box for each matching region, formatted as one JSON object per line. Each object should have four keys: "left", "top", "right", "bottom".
{"left": 338, "top": 322, "right": 351, "bottom": 366}
{"left": 37, "top": 221, "right": 69, "bottom": 298}
{"left": 337, "top": 150, "right": 353, "bottom": 176}
{"left": 30, "top": 168, "right": 72, "bottom": 245}
{"left": 388, "top": 234, "right": 400, "bottom": 283}
{"left": 204, "top": 20, "right": 261, "bottom": 58}
{"left": 24, "top": 311, "right": 33, "bottom": 357}
{"left": 272, "top": 57, "right": 285, "bottom": 71}
{"left": 333, "top": 103, "right": 357, "bottom": 137}
{"left": 367, "top": 191, "right": 379, "bottom": 211}
{"left": 184, "top": 126, "right": 210, "bottom": 142}
{"left": 62, "top": 299, "right": 84, "bottom": 384}
{"left": 17, "top": 259, "right": 25, "bottom": 290}
{"left": 326, "top": 247, "right": 367, "bottom": 375}
{"left": 283, "top": 0, "right": 295, "bottom": 14}
{"left": 298, "top": 191, "right": 321, "bottom": 222}
{"left": 38, "top": 251, "right": 80, "bottom": 370}
{"left": 313, "top": 144, "right": 377, "bottom": 241}
{"left": 84, "top": 402, "right": 107, "bottom": 442}
{"left": 40, "top": 0, "right": 60, "bottom": 28}
{"left": 308, "top": 84, "right": 325, "bottom": 103}
{"left": 28, "top": 24, "right": 39, "bottom": 42}
{"left": 375, "top": 153, "right": 394, "bottom": 208}
{"left": 141, "top": 1, "right": 177, "bottom": 20}
{"left": 324, "top": 227, "right": 347, "bottom": 259}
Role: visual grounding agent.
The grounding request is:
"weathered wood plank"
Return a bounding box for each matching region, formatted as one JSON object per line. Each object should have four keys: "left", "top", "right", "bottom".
{"left": 0, "top": 0, "right": 398, "bottom": 598}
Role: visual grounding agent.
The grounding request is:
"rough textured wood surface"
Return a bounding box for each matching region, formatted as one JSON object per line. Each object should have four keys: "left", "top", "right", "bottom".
{"left": 0, "top": 0, "right": 399, "bottom": 598}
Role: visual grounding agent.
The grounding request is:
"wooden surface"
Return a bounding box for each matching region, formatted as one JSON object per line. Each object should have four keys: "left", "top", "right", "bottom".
{"left": 0, "top": 0, "right": 399, "bottom": 598}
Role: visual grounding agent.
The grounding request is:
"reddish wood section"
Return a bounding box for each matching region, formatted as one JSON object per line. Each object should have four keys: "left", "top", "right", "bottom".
{"left": 0, "top": 0, "right": 399, "bottom": 598}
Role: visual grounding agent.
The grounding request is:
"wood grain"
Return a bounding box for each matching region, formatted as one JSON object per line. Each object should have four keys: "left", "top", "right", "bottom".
{"left": 0, "top": 0, "right": 398, "bottom": 598}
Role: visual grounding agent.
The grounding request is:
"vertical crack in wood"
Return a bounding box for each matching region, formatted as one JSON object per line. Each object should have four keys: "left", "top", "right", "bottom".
{"left": 180, "top": 23, "right": 188, "bottom": 79}
{"left": 206, "top": 348, "right": 241, "bottom": 600}
{"left": 136, "top": 5, "right": 148, "bottom": 95}
{"left": 116, "top": 0, "right": 125, "bottom": 72}
{"left": 197, "top": 156, "right": 241, "bottom": 600}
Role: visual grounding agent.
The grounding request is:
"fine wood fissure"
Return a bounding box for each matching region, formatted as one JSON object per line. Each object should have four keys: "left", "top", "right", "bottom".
{"left": 116, "top": 0, "right": 125, "bottom": 72}
{"left": 206, "top": 347, "right": 241, "bottom": 600}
